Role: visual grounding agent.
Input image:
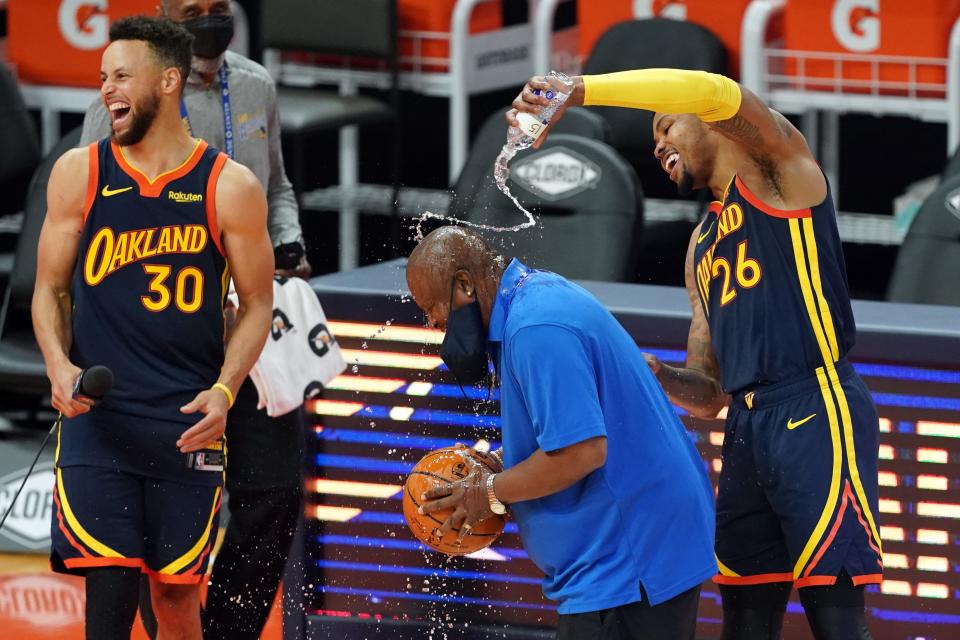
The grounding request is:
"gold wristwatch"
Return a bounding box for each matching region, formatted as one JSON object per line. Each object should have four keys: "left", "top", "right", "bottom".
{"left": 487, "top": 473, "right": 507, "bottom": 515}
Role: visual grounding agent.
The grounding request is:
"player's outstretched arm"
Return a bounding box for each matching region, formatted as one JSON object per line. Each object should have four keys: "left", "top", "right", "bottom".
{"left": 178, "top": 160, "right": 274, "bottom": 453}
{"left": 32, "top": 148, "right": 94, "bottom": 418}
{"left": 509, "top": 69, "right": 825, "bottom": 208}
{"left": 645, "top": 222, "right": 729, "bottom": 419}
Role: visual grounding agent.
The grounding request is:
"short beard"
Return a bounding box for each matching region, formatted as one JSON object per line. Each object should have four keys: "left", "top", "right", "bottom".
{"left": 190, "top": 54, "right": 225, "bottom": 79}
{"left": 677, "top": 170, "right": 695, "bottom": 197}
{"left": 112, "top": 91, "right": 160, "bottom": 147}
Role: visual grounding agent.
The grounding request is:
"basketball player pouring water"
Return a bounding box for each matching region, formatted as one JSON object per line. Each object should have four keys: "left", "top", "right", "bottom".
{"left": 32, "top": 17, "right": 273, "bottom": 640}
{"left": 510, "top": 70, "right": 880, "bottom": 639}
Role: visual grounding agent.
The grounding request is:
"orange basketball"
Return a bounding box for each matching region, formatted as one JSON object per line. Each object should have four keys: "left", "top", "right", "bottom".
{"left": 402, "top": 446, "right": 505, "bottom": 555}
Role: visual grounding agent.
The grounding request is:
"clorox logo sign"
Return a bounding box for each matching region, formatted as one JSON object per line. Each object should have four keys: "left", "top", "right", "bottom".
{"left": 0, "top": 463, "right": 55, "bottom": 550}
{"left": 511, "top": 147, "right": 602, "bottom": 202}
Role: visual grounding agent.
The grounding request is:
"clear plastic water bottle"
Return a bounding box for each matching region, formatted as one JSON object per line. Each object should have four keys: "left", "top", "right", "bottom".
{"left": 508, "top": 70, "right": 575, "bottom": 151}
{"left": 495, "top": 70, "right": 575, "bottom": 211}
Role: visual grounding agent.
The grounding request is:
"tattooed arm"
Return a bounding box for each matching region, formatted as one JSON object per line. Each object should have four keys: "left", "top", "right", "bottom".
{"left": 645, "top": 221, "right": 729, "bottom": 419}
{"left": 707, "top": 87, "right": 826, "bottom": 209}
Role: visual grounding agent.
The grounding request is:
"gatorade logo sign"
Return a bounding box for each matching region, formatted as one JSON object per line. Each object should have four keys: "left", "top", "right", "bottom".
{"left": 0, "top": 574, "right": 85, "bottom": 629}
{"left": 512, "top": 147, "right": 602, "bottom": 202}
{"left": 637, "top": 0, "right": 687, "bottom": 21}
{"left": 0, "top": 463, "right": 55, "bottom": 550}
{"left": 831, "top": 0, "right": 880, "bottom": 52}
{"left": 58, "top": 0, "right": 109, "bottom": 50}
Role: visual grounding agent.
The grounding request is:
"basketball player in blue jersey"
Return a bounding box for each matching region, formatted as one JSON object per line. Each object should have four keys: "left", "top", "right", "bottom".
{"left": 510, "top": 71, "right": 879, "bottom": 639}
{"left": 32, "top": 16, "right": 273, "bottom": 640}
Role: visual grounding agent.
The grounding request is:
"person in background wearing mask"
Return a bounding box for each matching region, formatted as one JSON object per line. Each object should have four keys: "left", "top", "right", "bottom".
{"left": 406, "top": 227, "right": 717, "bottom": 640}
{"left": 80, "top": 2, "right": 309, "bottom": 638}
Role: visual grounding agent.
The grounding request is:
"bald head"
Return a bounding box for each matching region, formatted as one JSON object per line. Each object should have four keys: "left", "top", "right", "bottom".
{"left": 409, "top": 226, "right": 501, "bottom": 279}
{"left": 407, "top": 226, "right": 507, "bottom": 331}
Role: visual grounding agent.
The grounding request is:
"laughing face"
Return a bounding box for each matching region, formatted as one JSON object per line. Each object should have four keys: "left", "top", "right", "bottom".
{"left": 652, "top": 113, "right": 716, "bottom": 196}
{"left": 99, "top": 40, "right": 164, "bottom": 146}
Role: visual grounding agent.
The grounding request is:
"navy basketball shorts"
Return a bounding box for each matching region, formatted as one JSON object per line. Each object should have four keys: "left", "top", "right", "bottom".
{"left": 715, "top": 359, "right": 883, "bottom": 589}
{"left": 50, "top": 465, "right": 222, "bottom": 584}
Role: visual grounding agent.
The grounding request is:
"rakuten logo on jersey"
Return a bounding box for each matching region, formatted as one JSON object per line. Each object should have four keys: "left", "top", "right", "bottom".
{"left": 0, "top": 574, "right": 85, "bottom": 629}
{"left": 831, "top": 0, "right": 880, "bottom": 52}
{"left": 59, "top": 0, "right": 109, "bottom": 50}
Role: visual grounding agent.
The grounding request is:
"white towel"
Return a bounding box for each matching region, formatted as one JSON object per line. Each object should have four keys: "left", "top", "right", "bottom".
{"left": 230, "top": 277, "right": 346, "bottom": 417}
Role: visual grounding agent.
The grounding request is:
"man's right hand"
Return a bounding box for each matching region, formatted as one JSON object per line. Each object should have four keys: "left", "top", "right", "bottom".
{"left": 505, "top": 74, "right": 583, "bottom": 149}
{"left": 49, "top": 362, "right": 93, "bottom": 418}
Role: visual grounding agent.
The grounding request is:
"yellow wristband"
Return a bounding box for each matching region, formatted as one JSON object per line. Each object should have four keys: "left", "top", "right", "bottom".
{"left": 211, "top": 382, "right": 235, "bottom": 408}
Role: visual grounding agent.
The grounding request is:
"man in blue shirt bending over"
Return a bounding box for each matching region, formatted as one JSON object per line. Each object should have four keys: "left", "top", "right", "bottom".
{"left": 407, "top": 226, "right": 717, "bottom": 639}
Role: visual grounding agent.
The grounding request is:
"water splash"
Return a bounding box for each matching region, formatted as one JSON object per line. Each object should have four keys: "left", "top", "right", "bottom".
{"left": 413, "top": 142, "right": 536, "bottom": 242}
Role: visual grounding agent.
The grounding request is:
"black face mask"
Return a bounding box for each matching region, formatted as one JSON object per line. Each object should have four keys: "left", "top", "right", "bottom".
{"left": 439, "top": 278, "right": 489, "bottom": 385}
{"left": 182, "top": 14, "right": 235, "bottom": 59}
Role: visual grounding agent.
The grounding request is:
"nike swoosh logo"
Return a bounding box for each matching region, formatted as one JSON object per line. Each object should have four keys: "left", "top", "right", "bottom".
{"left": 101, "top": 185, "right": 133, "bottom": 197}
{"left": 697, "top": 221, "right": 715, "bottom": 243}
{"left": 787, "top": 414, "right": 817, "bottom": 430}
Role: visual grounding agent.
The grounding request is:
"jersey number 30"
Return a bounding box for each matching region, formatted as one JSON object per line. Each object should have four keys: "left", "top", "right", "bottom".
{"left": 141, "top": 264, "right": 204, "bottom": 313}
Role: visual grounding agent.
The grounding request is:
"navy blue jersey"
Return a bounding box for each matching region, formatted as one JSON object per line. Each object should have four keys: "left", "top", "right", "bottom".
{"left": 69, "top": 138, "right": 229, "bottom": 424}
{"left": 692, "top": 175, "right": 856, "bottom": 393}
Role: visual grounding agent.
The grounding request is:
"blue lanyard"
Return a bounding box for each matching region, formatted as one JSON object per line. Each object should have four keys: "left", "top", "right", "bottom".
{"left": 179, "top": 61, "right": 234, "bottom": 159}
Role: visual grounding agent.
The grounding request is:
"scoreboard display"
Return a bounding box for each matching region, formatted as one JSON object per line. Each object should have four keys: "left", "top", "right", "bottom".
{"left": 304, "top": 261, "right": 960, "bottom": 640}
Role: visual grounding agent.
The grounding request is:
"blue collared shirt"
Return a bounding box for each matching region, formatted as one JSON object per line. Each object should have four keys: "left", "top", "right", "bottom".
{"left": 488, "top": 259, "right": 716, "bottom": 614}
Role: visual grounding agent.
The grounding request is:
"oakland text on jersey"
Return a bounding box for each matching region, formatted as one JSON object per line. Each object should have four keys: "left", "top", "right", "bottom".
{"left": 83, "top": 223, "right": 209, "bottom": 285}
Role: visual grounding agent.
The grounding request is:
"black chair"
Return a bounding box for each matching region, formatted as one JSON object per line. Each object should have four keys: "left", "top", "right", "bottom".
{"left": 942, "top": 145, "right": 960, "bottom": 182}
{"left": 449, "top": 106, "right": 612, "bottom": 220}
{"left": 886, "top": 174, "right": 960, "bottom": 306}
{"left": 582, "top": 18, "right": 728, "bottom": 199}
{"left": 260, "top": 0, "right": 400, "bottom": 267}
{"left": 0, "top": 127, "right": 83, "bottom": 397}
{"left": 461, "top": 133, "right": 643, "bottom": 282}
{"left": 0, "top": 64, "right": 41, "bottom": 219}
{"left": 581, "top": 19, "right": 728, "bottom": 285}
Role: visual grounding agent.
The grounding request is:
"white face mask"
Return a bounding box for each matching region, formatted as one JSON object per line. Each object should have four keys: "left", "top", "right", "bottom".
{"left": 190, "top": 53, "right": 225, "bottom": 79}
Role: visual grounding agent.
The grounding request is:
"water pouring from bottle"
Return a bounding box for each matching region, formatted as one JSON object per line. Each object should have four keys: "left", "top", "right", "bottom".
{"left": 414, "top": 71, "right": 574, "bottom": 241}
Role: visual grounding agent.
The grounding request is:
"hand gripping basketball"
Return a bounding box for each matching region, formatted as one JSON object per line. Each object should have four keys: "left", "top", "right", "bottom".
{"left": 420, "top": 463, "right": 493, "bottom": 542}
{"left": 403, "top": 446, "right": 505, "bottom": 555}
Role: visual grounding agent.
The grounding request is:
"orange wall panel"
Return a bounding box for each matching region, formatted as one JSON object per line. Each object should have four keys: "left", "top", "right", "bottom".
{"left": 784, "top": 0, "right": 960, "bottom": 95}
{"left": 8, "top": 0, "right": 157, "bottom": 87}
{"left": 398, "top": 0, "right": 502, "bottom": 71}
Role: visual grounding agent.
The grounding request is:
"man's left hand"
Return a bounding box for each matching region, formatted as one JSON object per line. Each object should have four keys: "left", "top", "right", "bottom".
{"left": 177, "top": 388, "right": 229, "bottom": 453}
{"left": 420, "top": 463, "right": 496, "bottom": 543}
{"left": 276, "top": 255, "right": 311, "bottom": 280}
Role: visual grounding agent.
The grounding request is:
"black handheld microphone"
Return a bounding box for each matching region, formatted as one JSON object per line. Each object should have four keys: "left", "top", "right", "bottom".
{"left": 1, "top": 365, "right": 114, "bottom": 532}
{"left": 72, "top": 365, "right": 114, "bottom": 404}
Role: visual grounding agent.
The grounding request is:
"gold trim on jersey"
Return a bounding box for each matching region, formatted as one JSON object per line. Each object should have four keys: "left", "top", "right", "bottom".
{"left": 56, "top": 468, "right": 125, "bottom": 558}
{"left": 788, "top": 219, "right": 882, "bottom": 578}
{"left": 159, "top": 487, "right": 221, "bottom": 575}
